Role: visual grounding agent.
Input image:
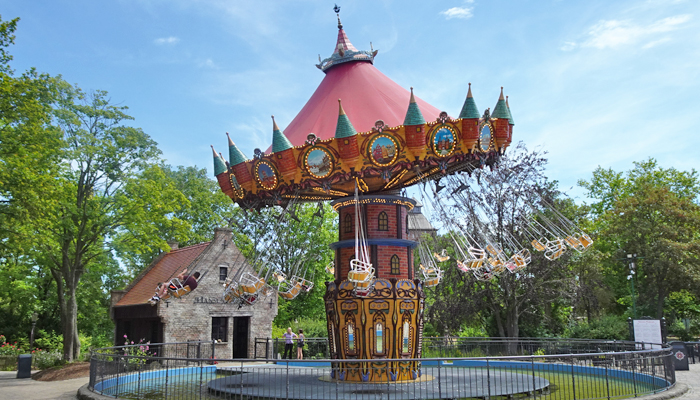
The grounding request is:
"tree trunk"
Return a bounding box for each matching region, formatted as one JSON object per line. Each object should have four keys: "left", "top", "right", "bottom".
{"left": 60, "top": 285, "right": 77, "bottom": 362}
{"left": 505, "top": 304, "right": 519, "bottom": 355}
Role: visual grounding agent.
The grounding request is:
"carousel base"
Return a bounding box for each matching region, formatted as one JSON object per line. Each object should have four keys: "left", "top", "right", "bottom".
{"left": 207, "top": 366, "right": 550, "bottom": 400}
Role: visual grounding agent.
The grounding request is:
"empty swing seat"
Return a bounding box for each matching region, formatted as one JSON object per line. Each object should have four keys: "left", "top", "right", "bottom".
{"left": 531, "top": 239, "right": 546, "bottom": 252}
{"left": 279, "top": 282, "right": 302, "bottom": 300}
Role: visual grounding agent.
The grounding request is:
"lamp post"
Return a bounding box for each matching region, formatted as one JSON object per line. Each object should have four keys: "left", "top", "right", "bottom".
{"left": 30, "top": 312, "right": 38, "bottom": 350}
{"left": 627, "top": 254, "right": 637, "bottom": 319}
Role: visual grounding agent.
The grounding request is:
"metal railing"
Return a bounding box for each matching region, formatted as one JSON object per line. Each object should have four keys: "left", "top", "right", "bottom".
{"left": 254, "top": 336, "right": 645, "bottom": 360}
{"left": 89, "top": 338, "right": 675, "bottom": 400}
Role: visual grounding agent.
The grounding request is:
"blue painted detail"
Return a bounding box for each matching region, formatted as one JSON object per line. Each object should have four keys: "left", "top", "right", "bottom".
{"left": 412, "top": 370, "right": 418, "bottom": 379}
{"left": 330, "top": 238, "right": 418, "bottom": 250}
{"left": 361, "top": 372, "right": 369, "bottom": 382}
{"left": 339, "top": 371, "right": 346, "bottom": 381}
{"left": 330, "top": 370, "right": 335, "bottom": 379}
{"left": 389, "top": 371, "right": 397, "bottom": 381}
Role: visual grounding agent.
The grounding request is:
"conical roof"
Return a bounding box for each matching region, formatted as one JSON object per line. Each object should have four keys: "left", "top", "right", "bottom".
{"left": 492, "top": 87, "right": 512, "bottom": 120}
{"left": 227, "top": 132, "right": 247, "bottom": 166}
{"left": 271, "top": 116, "right": 293, "bottom": 153}
{"left": 404, "top": 88, "right": 426, "bottom": 126}
{"left": 459, "top": 83, "right": 480, "bottom": 119}
{"left": 212, "top": 145, "right": 227, "bottom": 175}
{"left": 335, "top": 100, "right": 357, "bottom": 138}
{"left": 278, "top": 20, "right": 441, "bottom": 148}
{"left": 506, "top": 96, "right": 514, "bottom": 125}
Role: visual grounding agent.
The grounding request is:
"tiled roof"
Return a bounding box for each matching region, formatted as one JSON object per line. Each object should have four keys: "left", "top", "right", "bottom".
{"left": 407, "top": 213, "right": 436, "bottom": 232}
{"left": 115, "top": 242, "right": 211, "bottom": 306}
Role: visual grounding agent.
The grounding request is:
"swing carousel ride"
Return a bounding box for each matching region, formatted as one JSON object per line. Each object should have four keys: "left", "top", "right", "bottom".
{"left": 209, "top": 7, "right": 592, "bottom": 383}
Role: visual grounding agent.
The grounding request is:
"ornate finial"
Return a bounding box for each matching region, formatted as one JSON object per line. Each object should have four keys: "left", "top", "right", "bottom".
{"left": 370, "top": 42, "right": 374, "bottom": 52}
{"left": 318, "top": 54, "right": 322, "bottom": 62}
{"left": 409, "top": 87, "right": 416, "bottom": 104}
{"left": 467, "top": 83, "right": 473, "bottom": 98}
{"left": 271, "top": 115, "right": 281, "bottom": 132}
{"left": 338, "top": 99, "right": 346, "bottom": 116}
{"left": 506, "top": 95, "right": 510, "bottom": 107}
{"left": 334, "top": 4, "right": 342, "bottom": 29}
{"left": 499, "top": 86, "right": 505, "bottom": 100}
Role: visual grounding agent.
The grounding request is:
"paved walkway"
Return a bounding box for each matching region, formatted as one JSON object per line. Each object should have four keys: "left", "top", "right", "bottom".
{"left": 0, "top": 371, "right": 88, "bottom": 400}
{"left": 0, "top": 363, "right": 699, "bottom": 399}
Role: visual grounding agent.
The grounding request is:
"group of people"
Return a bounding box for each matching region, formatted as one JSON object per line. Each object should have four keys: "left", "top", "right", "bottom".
{"left": 282, "top": 327, "right": 305, "bottom": 359}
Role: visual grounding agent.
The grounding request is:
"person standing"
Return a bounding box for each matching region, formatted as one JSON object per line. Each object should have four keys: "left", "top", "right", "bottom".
{"left": 296, "top": 329, "right": 305, "bottom": 360}
{"left": 282, "top": 327, "right": 297, "bottom": 359}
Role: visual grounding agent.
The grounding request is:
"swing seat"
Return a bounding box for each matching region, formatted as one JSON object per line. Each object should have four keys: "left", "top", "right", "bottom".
{"left": 241, "top": 293, "right": 258, "bottom": 305}
{"left": 239, "top": 272, "right": 266, "bottom": 294}
{"left": 279, "top": 282, "right": 302, "bottom": 300}
{"left": 544, "top": 240, "right": 566, "bottom": 261}
{"left": 424, "top": 276, "right": 441, "bottom": 287}
{"left": 433, "top": 251, "right": 450, "bottom": 263}
{"left": 293, "top": 276, "right": 314, "bottom": 292}
{"left": 325, "top": 264, "right": 335, "bottom": 275}
{"left": 578, "top": 234, "right": 593, "bottom": 248}
{"left": 456, "top": 260, "right": 469, "bottom": 272}
{"left": 223, "top": 286, "right": 241, "bottom": 303}
{"left": 468, "top": 259, "right": 484, "bottom": 270}
{"left": 565, "top": 235, "right": 584, "bottom": 251}
{"left": 486, "top": 244, "right": 501, "bottom": 257}
{"left": 169, "top": 285, "right": 192, "bottom": 299}
{"left": 273, "top": 271, "right": 287, "bottom": 283}
{"left": 531, "top": 239, "right": 546, "bottom": 252}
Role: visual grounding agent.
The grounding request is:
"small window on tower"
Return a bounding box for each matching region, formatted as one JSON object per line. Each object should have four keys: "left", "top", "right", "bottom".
{"left": 344, "top": 213, "right": 353, "bottom": 233}
{"left": 219, "top": 266, "right": 228, "bottom": 281}
{"left": 390, "top": 255, "right": 400, "bottom": 275}
{"left": 378, "top": 212, "right": 389, "bottom": 231}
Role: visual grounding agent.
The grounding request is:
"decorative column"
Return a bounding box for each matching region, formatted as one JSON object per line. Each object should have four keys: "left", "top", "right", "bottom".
{"left": 324, "top": 194, "right": 425, "bottom": 382}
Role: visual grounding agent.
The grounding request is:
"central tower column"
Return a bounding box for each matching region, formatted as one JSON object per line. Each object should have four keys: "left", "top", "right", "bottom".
{"left": 324, "top": 194, "right": 425, "bottom": 382}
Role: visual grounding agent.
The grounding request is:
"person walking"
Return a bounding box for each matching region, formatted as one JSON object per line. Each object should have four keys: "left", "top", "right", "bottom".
{"left": 282, "top": 327, "right": 297, "bottom": 359}
{"left": 296, "top": 329, "right": 305, "bottom": 360}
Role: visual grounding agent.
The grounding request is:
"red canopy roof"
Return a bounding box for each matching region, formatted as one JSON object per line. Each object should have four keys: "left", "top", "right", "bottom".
{"left": 282, "top": 61, "right": 441, "bottom": 146}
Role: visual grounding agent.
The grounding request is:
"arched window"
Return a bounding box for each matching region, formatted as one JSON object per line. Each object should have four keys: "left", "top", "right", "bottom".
{"left": 390, "top": 255, "right": 400, "bottom": 275}
{"left": 347, "top": 323, "right": 355, "bottom": 352}
{"left": 375, "top": 322, "right": 384, "bottom": 354}
{"left": 402, "top": 320, "right": 410, "bottom": 354}
{"left": 344, "top": 213, "right": 353, "bottom": 233}
{"left": 378, "top": 211, "right": 389, "bottom": 231}
{"left": 406, "top": 214, "right": 409, "bottom": 234}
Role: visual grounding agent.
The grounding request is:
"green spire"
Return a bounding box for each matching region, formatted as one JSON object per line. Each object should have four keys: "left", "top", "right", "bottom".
{"left": 212, "top": 145, "right": 227, "bottom": 175}
{"left": 271, "top": 116, "right": 293, "bottom": 153}
{"left": 506, "top": 95, "right": 514, "bottom": 125}
{"left": 492, "top": 87, "right": 512, "bottom": 120}
{"left": 227, "top": 132, "right": 247, "bottom": 166}
{"left": 459, "top": 83, "right": 480, "bottom": 119}
{"left": 334, "top": 99, "right": 357, "bottom": 138}
{"left": 403, "top": 87, "right": 426, "bottom": 125}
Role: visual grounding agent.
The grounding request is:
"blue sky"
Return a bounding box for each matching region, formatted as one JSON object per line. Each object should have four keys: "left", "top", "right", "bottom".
{"left": 2, "top": 0, "right": 698, "bottom": 202}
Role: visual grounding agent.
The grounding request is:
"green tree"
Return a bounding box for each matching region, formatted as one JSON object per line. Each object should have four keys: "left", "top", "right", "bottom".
{"left": 580, "top": 159, "right": 700, "bottom": 319}
{"left": 425, "top": 144, "right": 587, "bottom": 339}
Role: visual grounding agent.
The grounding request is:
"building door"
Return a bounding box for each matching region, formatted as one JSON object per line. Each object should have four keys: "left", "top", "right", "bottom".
{"left": 232, "top": 317, "right": 250, "bottom": 358}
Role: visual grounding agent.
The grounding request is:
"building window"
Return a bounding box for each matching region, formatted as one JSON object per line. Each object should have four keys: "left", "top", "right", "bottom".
{"left": 390, "top": 255, "right": 400, "bottom": 275}
{"left": 375, "top": 322, "right": 384, "bottom": 354}
{"left": 402, "top": 320, "right": 410, "bottom": 354}
{"left": 347, "top": 323, "right": 355, "bottom": 352}
{"left": 219, "top": 266, "right": 228, "bottom": 281}
{"left": 406, "top": 215, "right": 409, "bottom": 234}
{"left": 378, "top": 212, "right": 389, "bottom": 231}
{"left": 212, "top": 317, "right": 228, "bottom": 342}
{"left": 344, "top": 213, "right": 353, "bottom": 233}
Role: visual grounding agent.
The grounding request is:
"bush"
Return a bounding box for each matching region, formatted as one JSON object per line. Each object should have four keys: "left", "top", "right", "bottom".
{"left": 32, "top": 350, "right": 64, "bottom": 370}
{"left": 565, "top": 315, "right": 629, "bottom": 340}
{"left": 0, "top": 335, "right": 22, "bottom": 356}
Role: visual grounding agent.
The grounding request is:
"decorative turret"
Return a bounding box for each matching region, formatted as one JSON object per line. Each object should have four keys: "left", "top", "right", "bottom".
{"left": 271, "top": 116, "right": 297, "bottom": 182}
{"left": 492, "top": 87, "right": 512, "bottom": 152}
{"left": 227, "top": 132, "right": 254, "bottom": 192}
{"left": 460, "top": 83, "right": 480, "bottom": 152}
{"left": 335, "top": 99, "right": 360, "bottom": 164}
{"left": 315, "top": 5, "right": 376, "bottom": 72}
{"left": 212, "top": 145, "right": 233, "bottom": 197}
{"left": 404, "top": 87, "right": 427, "bottom": 154}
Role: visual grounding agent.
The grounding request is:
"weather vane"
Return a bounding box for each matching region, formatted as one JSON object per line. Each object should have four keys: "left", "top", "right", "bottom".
{"left": 334, "top": 4, "right": 340, "bottom": 14}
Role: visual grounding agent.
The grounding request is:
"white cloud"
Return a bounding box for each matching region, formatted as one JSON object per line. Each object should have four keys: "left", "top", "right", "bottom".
{"left": 560, "top": 41, "right": 577, "bottom": 51}
{"left": 440, "top": 5, "right": 474, "bottom": 20}
{"left": 198, "top": 58, "right": 219, "bottom": 69}
{"left": 581, "top": 14, "right": 691, "bottom": 49}
{"left": 154, "top": 36, "right": 180, "bottom": 45}
{"left": 643, "top": 37, "right": 671, "bottom": 49}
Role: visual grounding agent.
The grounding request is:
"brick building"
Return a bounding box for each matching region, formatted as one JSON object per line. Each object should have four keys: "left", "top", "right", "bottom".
{"left": 110, "top": 227, "right": 277, "bottom": 358}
